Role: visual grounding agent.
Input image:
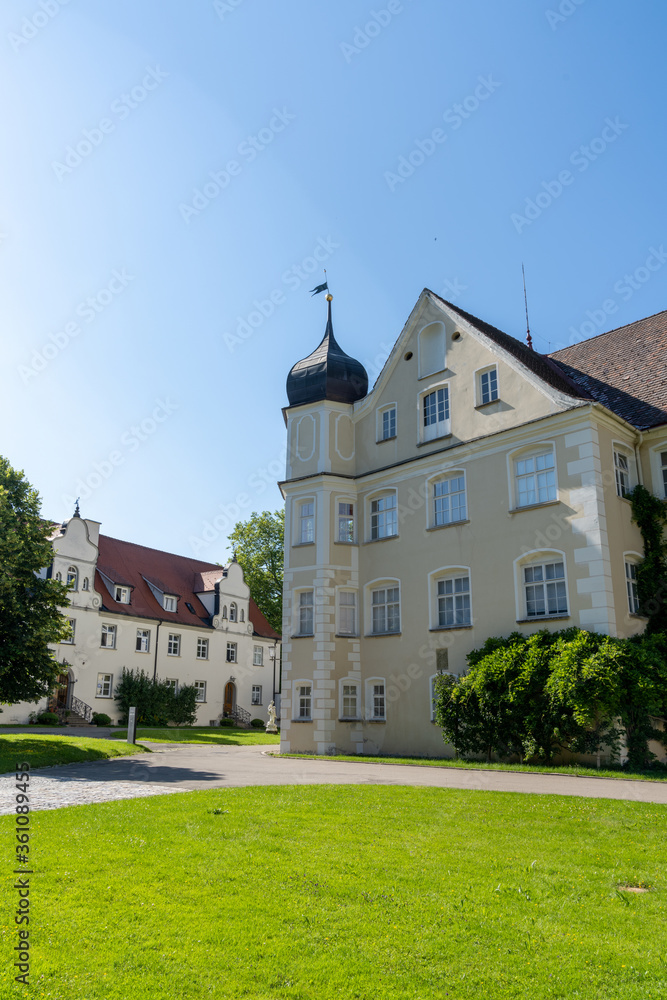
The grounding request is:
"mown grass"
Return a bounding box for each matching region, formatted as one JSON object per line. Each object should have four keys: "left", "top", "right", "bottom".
{"left": 278, "top": 751, "right": 667, "bottom": 783}
{"left": 0, "top": 734, "right": 146, "bottom": 773}
{"left": 0, "top": 785, "right": 665, "bottom": 998}
{"left": 109, "top": 726, "right": 280, "bottom": 745}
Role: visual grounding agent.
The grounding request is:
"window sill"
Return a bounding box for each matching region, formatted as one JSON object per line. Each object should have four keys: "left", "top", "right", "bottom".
{"left": 426, "top": 519, "right": 469, "bottom": 532}
{"left": 376, "top": 435, "right": 397, "bottom": 444}
{"left": 629, "top": 613, "right": 650, "bottom": 620}
{"left": 429, "top": 624, "right": 473, "bottom": 632}
{"left": 292, "top": 718, "right": 312, "bottom": 723}
{"left": 516, "top": 614, "right": 570, "bottom": 624}
{"left": 335, "top": 633, "right": 359, "bottom": 639}
{"left": 333, "top": 540, "right": 357, "bottom": 546}
{"left": 61, "top": 641, "right": 75, "bottom": 645}
{"left": 509, "top": 500, "right": 560, "bottom": 514}
{"left": 167, "top": 654, "right": 181, "bottom": 658}
{"left": 364, "top": 534, "right": 399, "bottom": 545}
{"left": 367, "top": 719, "right": 386, "bottom": 724}
{"left": 417, "top": 434, "right": 452, "bottom": 448}
{"left": 291, "top": 633, "right": 314, "bottom": 639}
{"left": 365, "top": 631, "right": 402, "bottom": 638}
{"left": 475, "top": 398, "right": 500, "bottom": 409}
{"left": 95, "top": 695, "right": 113, "bottom": 699}
{"left": 293, "top": 541, "right": 315, "bottom": 548}
{"left": 339, "top": 717, "right": 361, "bottom": 722}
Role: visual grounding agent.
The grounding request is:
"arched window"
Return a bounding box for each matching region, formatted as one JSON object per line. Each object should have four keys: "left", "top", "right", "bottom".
{"left": 222, "top": 605, "right": 228, "bottom": 619}
{"left": 55, "top": 572, "right": 62, "bottom": 582}
{"left": 82, "top": 577, "right": 89, "bottom": 591}
{"left": 240, "top": 608, "right": 245, "bottom": 622}
{"left": 229, "top": 602, "right": 237, "bottom": 622}
{"left": 66, "top": 566, "right": 78, "bottom": 589}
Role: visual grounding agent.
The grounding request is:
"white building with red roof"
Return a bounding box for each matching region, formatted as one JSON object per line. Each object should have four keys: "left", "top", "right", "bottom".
{"left": 7, "top": 512, "right": 281, "bottom": 727}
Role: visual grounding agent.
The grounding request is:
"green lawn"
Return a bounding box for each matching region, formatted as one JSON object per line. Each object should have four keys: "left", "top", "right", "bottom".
{"left": 278, "top": 752, "right": 667, "bottom": 783}
{"left": 0, "top": 733, "right": 146, "bottom": 773}
{"left": 109, "top": 726, "right": 280, "bottom": 745}
{"left": 0, "top": 785, "right": 665, "bottom": 999}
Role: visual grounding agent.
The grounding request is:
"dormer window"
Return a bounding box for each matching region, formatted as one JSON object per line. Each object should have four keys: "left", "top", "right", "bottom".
{"left": 163, "top": 595, "right": 177, "bottom": 612}
{"left": 114, "top": 586, "right": 130, "bottom": 604}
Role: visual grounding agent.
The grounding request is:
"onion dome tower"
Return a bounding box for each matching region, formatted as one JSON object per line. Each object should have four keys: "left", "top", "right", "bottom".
{"left": 286, "top": 295, "right": 368, "bottom": 407}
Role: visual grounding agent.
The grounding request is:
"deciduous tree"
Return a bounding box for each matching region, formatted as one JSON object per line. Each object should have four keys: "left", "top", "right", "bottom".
{"left": 227, "top": 510, "right": 284, "bottom": 633}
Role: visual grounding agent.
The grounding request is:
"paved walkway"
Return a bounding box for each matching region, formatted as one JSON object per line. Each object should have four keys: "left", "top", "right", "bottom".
{"left": 2, "top": 743, "right": 667, "bottom": 812}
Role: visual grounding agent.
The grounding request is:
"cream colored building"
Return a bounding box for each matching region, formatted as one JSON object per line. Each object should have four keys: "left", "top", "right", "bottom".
{"left": 279, "top": 290, "right": 667, "bottom": 757}
{"left": 7, "top": 513, "right": 280, "bottom": 726}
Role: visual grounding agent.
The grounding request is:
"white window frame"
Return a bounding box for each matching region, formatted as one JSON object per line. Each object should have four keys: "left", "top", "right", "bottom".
{"left": 366, "top": 579, "right": 401, "bottom": 635}
{"left": 661, "top": 450, "right": 667, "bottom": 499}
{"left": 115, "top": 586, "right": 130, "bottom": 604}
{"left": 337, "top": 589, "right": 357, "bottom": 636}
{"left": 66, "top": 565, "right": 78, "bottom": 589}
{"left": 365, "top": 677, "right": 386, "bottom": 721}
{"left": 196, "top": 637, "right": 209, "bottom": 660}
{"left": 420, "top": 382, "right": 451, "bottom": 443}
{"left": 96, "top": 672, "right": 113, "bottom": 698}
{"left": 229, "top": 602, "right": 237, "bottom": 622}
{"left": 293, "top": 681, "right": 312, "bottom": 721}
{"left": 429, "top": 567, "right": 472, "bottom": 630}
{"left": 251, "top": 684, "right": 262, "bottom": 705}
{"left": 167, "top": 633, "right": 181, "bottom": 656}
{"left": 165, "top": 678, "right": 178, "bottom": 694}
{"left": 648, "top": 445, "right": 667, "bottom": 499}
{"left": 194, "top": 681, "right": 206, "bottom": 703}
{"left": 163, "top": 595, "right": 177, "bottom": 612}
{"left": 136, "top": 629, "right": 150, "bottom": 653}
{"left": 297, "top": 499, "right": 315, "bottom": 545}
{"left": 428, "top": 470, "right": 467, "bottom": 528}
{"left": 253, "top": 645, "right": 264, "bottom": 666}
{"left": 336, "top": 498, "right": 355, "bottom": 543}
{"left": 62, "top": 618, "right": 75, "bottom": 644}
{"left": 339, "top": 680, "right": 360, "bottom": 720}
{"left": 509, "top": 443, "right": 558, "bottom": 509}
{"left": 294, "top": 590, "right": 314, "bottom": 636}
{"left": 613, "top": 443, "right": 634, "bottom": 498}
{"left": 476, "top": 364, "right": 499, "bottom": 406}
{"left": 368, "top": 489, "right": 398, "bottom": 541}
{"left": 624, "top": 553, "right": 643, "bottom": 616}
{"left": 514, "top": 550, "right": 569, "bottom": 622}
{"left": 226, "top": 641, "right": 237, "bottom": 663}
{"left": 101, "top": 624, "right": 116, "bottom": 649}
{"left": 377, "top": 403, "right": 397, "bottom": 442}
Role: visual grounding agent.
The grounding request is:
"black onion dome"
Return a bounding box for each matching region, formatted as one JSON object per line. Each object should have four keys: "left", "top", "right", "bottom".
{"left": 286, "top": 298, "right": 369, "bottom": 406}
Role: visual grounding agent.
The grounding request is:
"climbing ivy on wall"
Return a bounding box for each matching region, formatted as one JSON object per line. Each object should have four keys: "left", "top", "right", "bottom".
{"left": 628, "top": 485, "right": 667, "bottom": 634}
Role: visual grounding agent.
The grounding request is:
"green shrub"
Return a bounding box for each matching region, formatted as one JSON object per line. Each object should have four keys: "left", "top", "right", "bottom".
{"left": 250, "top": 718, "right": 265, "bottom": 728}
{"left": 218, "top": 719, "right": 234, "bottom": 727}
{"left": 36, "top": 711, "right": 59, "bottom": 726}
{"left": 91, "top": 712, "right": 112, "bottom": 727}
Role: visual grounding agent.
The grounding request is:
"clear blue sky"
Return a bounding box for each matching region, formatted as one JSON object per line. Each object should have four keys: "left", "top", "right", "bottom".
{"left": 2, "top": 0, "right": 666, "bottom": 561}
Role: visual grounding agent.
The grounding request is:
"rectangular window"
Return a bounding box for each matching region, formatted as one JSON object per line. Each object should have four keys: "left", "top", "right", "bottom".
{"left": 370, "top": 494, "right": 397, "bottom": 540}
{"left": 163, "top": 595, "right": 177, "bottom": 612}
{"left": 252, "top": 684, "right": 262, "bottom": 705}
{"left": 101, "top": 624, "right": 116, "bottom": 648}
{"left": 479, "top": 368, "right": 498, "bottom": 404}
{"left": 136, "top": 629, "right": 150, "bottom": 653}
{"left": 194, "top": 681, "right": 206, "bottom": 702}
{"left": 626, "top": 561, "right": 640, "bottom": 614}
{"left": 433, "top": 475, "right": 466, "bottom": 525}
{"left": 297, "top": 683, "right": 311, "bottom": 719}
{"left": 114, "top": 586, "right": 130, "bottom": 604}
{"left": 337, "top": 502, "right": 355, "bottom": 542}
{"left": 614, "top": 450, "right": 630, "bottom": 497}
{"left": 62, "top": 618, "right": 75, "bottom": 644}
{"left": 298, "top": 591, "right": 314, "bottom": 635}
{"left": 423, "top": 387, "right": 450, "bottom": 442}
{"left": 165, "top": 678, "right": 178, "bottom": 694}
{"left": 342, "top": 684, "right": 358, "bottom": 719}
{"left": 338, "top": 592, "right": 356, "bottom": 635}
{"left": 516, "top": 451, "right": 556, "bottom": 507}
{"left": 381, "top": 407, "right": 396, "bottom": 440}
{"left": 226, "top": 642, "right": 237, "bottom": 663}
{"left": 253, "top": 645, "right": 264, "bottom": 666}
{"left": 299, "top": 501, "right": 315, "bottom": 544}
{"left": 524, "top": 562, "right": 567, "bottom": 617}
{"left": 196, "top": 638, "right": 209, "bottom": 660}
{"left": 371, "top": 587, "right": 400, "bottom": 634}
{"left": 96, "top": 673, "right": 113, "bottom": 698}
{"left": 372, "top": 683, "right": 386, "bottom": 720}
{"left": 167, "top": 633, "right": 181, "bottom": 656}
{"left": 437, "top": 575, "right": 471, "bottom": 627}
{"left": 661, "top": 452, "right": 667, "bottom": 498}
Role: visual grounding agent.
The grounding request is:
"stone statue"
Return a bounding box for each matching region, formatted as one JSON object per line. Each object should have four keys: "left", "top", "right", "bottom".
{"left": 266, "top": 700, "right": 278, "bottom": 733}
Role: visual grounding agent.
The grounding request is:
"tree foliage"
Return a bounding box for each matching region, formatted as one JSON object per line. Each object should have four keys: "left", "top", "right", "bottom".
{"left": 435, "top": 628, "right": 667, "bottom": 769}
{"left": 227, "top": 509, "right": 284, "bottom": 633}
{"left": 0, "top": 456, "right": 71, "bottom": 705}
{"left": 628, "top": 484, "right": 667, "bottom": 633}
{"left": 114, "top": 668, "right": 199, "bottom": 727}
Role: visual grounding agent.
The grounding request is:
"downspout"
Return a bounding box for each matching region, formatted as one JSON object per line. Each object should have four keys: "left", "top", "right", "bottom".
{"left": 152, "top": 620, "right": 162, "bottom": 682}
{"left": 634, "top": 431, "right": 645, "bottom": 487}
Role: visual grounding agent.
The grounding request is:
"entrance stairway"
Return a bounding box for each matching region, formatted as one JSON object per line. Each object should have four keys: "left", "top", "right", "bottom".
{"left": 48, "top": 695, "right": 95, "bottom": 727}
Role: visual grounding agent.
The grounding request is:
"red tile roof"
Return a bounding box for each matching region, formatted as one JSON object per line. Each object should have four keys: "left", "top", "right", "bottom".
{"left": 94, "top": 535, "right": 280, "bottom": 639}
{"left": 549, "top": 310, "right": 667, "bottom": 429}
